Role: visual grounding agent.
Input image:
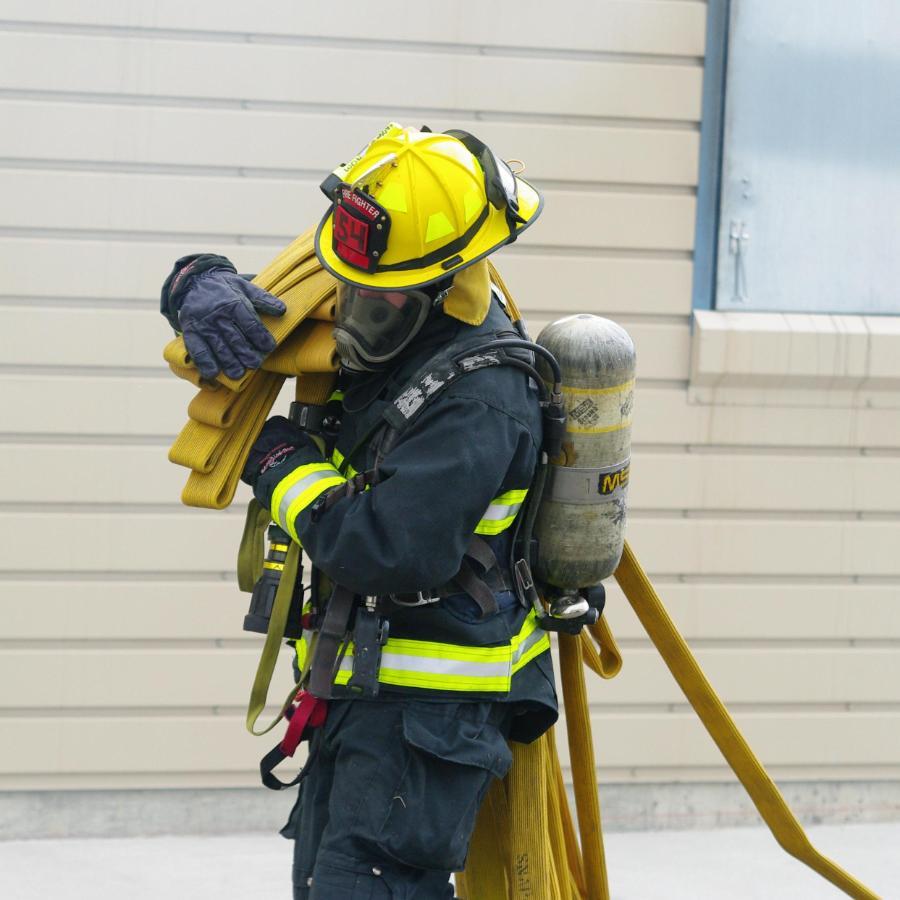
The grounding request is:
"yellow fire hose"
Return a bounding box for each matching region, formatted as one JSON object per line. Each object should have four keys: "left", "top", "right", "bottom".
{"left": 163, "top": 229, "right": 879, "bottom": 899}
{"left": 164, "top": 229, "right": 340, "bottom": 509}
{"left": 457, "top": 544, "right": 880, "bottom": 899}
{"left": 613, "top": 543, "right": 880, "bottom": 900}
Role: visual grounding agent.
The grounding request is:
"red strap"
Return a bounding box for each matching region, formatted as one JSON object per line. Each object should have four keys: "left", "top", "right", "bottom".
{"left": 279, "top": 691, "right": 327, "bottom": 758}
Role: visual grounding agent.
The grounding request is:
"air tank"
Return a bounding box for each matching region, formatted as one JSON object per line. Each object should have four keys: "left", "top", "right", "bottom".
{"left": 533, "top": 315, "right": 635, "bottom": 612}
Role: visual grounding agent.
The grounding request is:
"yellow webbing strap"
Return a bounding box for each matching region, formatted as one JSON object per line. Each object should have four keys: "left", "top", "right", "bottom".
{"left": 614, "top": 542, "right": 880, "bottom": 900}
{"left": 244, "top": 534, "right": 303, "bottom": 737}
{"left": 237, "top": 499, "right": 270, "bottom": 593}
{"left": 238, "top": 373, "right": 337, "bottom": 735}
{"left": 487, "top": 260, "right": 525, "bottom": 324}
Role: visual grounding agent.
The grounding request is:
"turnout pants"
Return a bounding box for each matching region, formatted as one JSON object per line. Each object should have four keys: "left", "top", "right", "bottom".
{"left": 283, "top": 698, "right": 514, "bottom": 899}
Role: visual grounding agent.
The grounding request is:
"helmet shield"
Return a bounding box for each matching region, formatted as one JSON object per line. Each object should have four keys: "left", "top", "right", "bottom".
{"left": 331, "top": 183, "right": 391, "bottom": 274}
{"left": 334, "top": 284, "right": 433, "bottom": 371}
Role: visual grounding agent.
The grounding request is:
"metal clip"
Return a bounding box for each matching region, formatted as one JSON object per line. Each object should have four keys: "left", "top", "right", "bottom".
{"left": 514, "top": 559, "right": 544, "bottom": 616}
{"left": 390, "top": 589, "right": 440, "bottom": 607}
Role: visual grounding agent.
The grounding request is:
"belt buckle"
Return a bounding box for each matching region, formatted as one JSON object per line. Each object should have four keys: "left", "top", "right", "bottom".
{"left": 390, "top": 589, "right": 440, "bottom": 607}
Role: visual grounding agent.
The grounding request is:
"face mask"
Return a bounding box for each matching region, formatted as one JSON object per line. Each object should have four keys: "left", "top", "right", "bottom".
{"left": 333, "top": 284, "right": 439, "bottom": 372}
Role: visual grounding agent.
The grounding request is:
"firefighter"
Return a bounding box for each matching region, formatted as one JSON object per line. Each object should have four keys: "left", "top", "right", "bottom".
{"left": 162, "top": 125, "right": 557, "bottom": 899}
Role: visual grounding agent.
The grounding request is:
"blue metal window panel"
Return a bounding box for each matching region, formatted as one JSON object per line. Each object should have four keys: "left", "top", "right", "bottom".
{"left": 692, "top": 0, "right": 732, "bottom": 312}
{"left": 715, "top": 0, "right": 900, "bottom": 314}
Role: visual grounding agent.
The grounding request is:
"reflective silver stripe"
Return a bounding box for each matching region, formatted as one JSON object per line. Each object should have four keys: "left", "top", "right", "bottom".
{"left": 480, "top": 501, "right": 520, "bottom": 522}
{"left": 475, "top": 488, "right": 529, "bottom": 535}
{"left": 512, "top": 624, "right": 549, "bottom": 668}
{"left": 276, "top": 468, "right": 343, "bottom": 529}
{"left": 339, "top": 651, "right": 511, "bottom": 680}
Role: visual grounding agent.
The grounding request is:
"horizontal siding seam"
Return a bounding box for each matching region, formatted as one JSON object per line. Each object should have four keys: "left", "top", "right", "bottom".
{"left": 0, "top": 89, "right": 703, "bottom": 129}
{"left": 0, "top": 229, "right": 698, "bottom": 258}
{"left": 0, "top": 19, "right": 705, "bottom": 65}
{"left": 0, "top": 159, "right": 699, "bottom": 193}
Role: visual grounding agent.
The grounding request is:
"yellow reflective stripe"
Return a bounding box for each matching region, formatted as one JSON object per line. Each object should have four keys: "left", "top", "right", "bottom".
{"left": 263, "top": 561, "right": 284, "bottom": 571}
{"left": 474, "top": 516, "right": 517, "bottom": 536}
{"left": 513, "top": 608, "right": 540, "bottom": 646}
{"left": 371, "top": 636, "right": 514, "bottom": 664}
{"left": 474, "top": 487, "right": 529, "bottom": 536}
{"left": 271, "top": 462, "right": 346, "bottom": 541}
{"left": 271, "top": 543, "right": 289, "bottom": 552}
{"left": 331, "top": 447, "right": 359, "bottom": 477}
{"left": 282, "top": 477, "right": 345, "bottom": 542}
{"left": 511, "top": 615, "right": 551, "bottom": 673}
{"left": 296, "top": 634, "right": 309, "bottom": 671}
{"left": 494, "top": 489, "right": 529, "bottom": 504}
{"left": 514, "top": 634, "right": 550, "bottom": 673}
{"left": 331, "top": 610, "right": 549, "bottom": 693}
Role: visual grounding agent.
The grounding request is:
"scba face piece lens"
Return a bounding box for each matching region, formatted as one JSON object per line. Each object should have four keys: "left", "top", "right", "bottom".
{"left": 334, "top": 283, "right": 433, "bottom": 369}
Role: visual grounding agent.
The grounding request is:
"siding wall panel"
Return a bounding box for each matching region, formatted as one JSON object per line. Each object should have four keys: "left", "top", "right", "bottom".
{"left": 5, "top": 513, "right": 900, "bottom": 578}
{"left": 0, "top": 101, "right": 701, "bottom": 187}
{"left": 7, "top": 377, "right": 900, "bottom": 449}
{"left": 3, "top": 713, "right": 898, "bottom": 780}
{"left": 6, "top": 442, "right": 900, "bottom": 513}
{"left": 0, "top": 307, "right": 690, "bottom": 382}
{"left": 3, "top": 647, "right": 898, "bottom": 710}
{"left": 5, "top": 581, "right": 899, "bottom": 643}
{"left": 0, "top": 239, "right": 696, "bottom": 317}
{"left": 0, "top": 33, "right": 703, "bottom": 121}
{"left": 0, "top": 1, "right": 707, "bottom": 57}
{"left": 1, "top": 4, "right": 897, "bottom": 802}
{"left": 0, "top": 170, "right": 697, "bottom": 251}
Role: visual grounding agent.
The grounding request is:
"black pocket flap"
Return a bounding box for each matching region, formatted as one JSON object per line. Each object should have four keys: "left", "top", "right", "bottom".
{"left": 401, "top": 705, "right": 512, "bottom": 780}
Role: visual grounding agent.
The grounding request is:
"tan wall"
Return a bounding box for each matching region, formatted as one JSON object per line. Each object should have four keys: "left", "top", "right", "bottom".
{"left": 1, "top": 1, "right": 898, "bottom": 796}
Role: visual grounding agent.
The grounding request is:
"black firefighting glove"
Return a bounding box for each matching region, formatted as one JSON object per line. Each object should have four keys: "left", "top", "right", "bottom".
{"left": 241, "top": 416, "right": 317, "bottom": 490}
{"left": 160, "top": 253, "right": 286, "bottom": 380}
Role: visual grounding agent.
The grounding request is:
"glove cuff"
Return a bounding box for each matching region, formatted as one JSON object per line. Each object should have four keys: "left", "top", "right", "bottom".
{"left": 252, "top": 441, "right": 324, "bottom": 507}
{"left": 160, "top": 253, "right": 238, "bottom": 332}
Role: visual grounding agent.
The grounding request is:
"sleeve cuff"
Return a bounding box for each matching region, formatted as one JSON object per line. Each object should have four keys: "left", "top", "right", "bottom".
{"left": 270, "top": 461, "right": 346, "bottom": 542}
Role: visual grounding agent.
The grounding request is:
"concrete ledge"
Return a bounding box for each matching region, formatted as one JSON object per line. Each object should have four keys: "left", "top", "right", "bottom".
{"left": 2, "top": 781, "right": 898, "bottom": 840}
{"left": 691, "top": 310, "right": 900, "bottom": 394}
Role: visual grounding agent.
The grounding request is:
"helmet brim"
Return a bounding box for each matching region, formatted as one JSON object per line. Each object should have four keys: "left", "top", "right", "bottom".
{"left": 315, "top": 177, "right": 543, "bottom": 291}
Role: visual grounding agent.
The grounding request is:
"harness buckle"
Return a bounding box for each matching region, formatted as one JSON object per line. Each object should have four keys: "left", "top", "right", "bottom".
{"left": 514, "top": 558, "right": 544, "bottom": 617}
{"left": 389, "top": 589, "right": 441, "bottom": 607}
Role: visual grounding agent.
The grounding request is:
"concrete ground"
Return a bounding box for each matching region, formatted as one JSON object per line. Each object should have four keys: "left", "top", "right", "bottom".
{"left": 0, "top": 822, "right": 896, "bottom": 899}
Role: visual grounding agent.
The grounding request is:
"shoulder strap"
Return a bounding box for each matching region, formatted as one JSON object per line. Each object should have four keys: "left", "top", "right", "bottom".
{"left": 380, "top": 329, "right": 524, "bottom": 451}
